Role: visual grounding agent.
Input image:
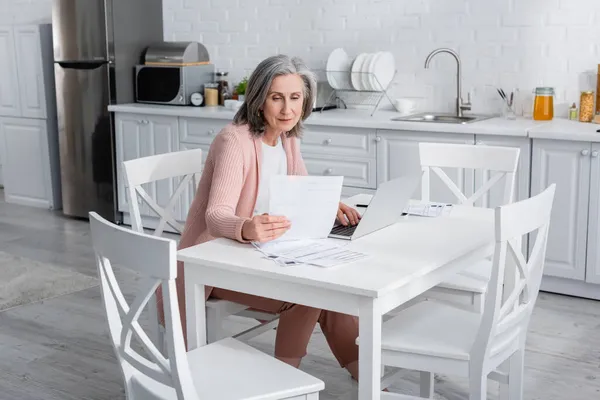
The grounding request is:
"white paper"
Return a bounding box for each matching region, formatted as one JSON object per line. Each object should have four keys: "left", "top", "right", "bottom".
{"left": 268, "top": 175, "right": 343, "bottom": 241}
{"left": 254, "top": 239, "right": 368, "bottom": 268}
{"left": 404, "top": 202, "right": 453, "bottom": 217}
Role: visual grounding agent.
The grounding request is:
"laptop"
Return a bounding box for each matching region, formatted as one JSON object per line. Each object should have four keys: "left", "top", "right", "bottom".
{"left": 328, "top": 174, "right": 421, "bottom": 240}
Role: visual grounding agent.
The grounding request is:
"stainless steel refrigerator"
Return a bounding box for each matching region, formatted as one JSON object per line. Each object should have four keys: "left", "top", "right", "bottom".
{"left": 51, "top": 0, "right": 163, "bottom": 222}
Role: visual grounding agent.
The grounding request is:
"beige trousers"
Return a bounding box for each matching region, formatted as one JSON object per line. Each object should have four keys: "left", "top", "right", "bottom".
{"left": 211, "top": 288, "right": 359, "bottom": 367}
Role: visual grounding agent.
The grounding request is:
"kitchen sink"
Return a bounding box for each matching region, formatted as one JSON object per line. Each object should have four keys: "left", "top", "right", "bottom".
{"left": 391, "top": 113, "right": 492, "bottom": 124}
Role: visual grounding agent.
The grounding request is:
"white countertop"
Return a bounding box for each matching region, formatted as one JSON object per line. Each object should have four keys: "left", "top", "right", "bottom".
{"left": 529, "top": 118, "right": 600, "bottom": 142}
{"left": 107, "top": 103, "right": 542, "bottom": 137}
{"left": 107, "top": 103, "right": 600, "bottom": 141}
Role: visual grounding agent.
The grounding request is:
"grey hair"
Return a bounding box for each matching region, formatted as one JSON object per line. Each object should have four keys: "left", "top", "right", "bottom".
{"left": 233, "top": 54, "right": 317, "bottom": 138}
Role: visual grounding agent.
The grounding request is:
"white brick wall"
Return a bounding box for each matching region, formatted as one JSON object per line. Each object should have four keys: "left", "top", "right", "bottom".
{"left": 6, "top": 0, "right": 598, "bottom": 115}
{"left": 164, "top": 0, "right": 600, "bottom": 115}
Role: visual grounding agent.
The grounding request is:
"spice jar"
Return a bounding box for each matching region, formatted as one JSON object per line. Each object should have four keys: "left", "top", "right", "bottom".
{"left": 579, "top": 91, "right": 595, "bottom": 123}
{"left": 533, "top": 87, "right": 554, "bottom": 121}
{"left": 204, "top": 83, "right": 219, "bottom": 106}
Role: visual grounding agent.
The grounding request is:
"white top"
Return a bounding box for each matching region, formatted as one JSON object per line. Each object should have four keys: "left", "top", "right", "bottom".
{"left": 254, "top": 139, "right": 288, "bottom": 215}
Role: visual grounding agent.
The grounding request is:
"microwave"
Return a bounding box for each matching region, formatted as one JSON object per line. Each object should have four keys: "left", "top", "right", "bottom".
{"left": 135, "top": 64, "right": 215, "bottom": 105}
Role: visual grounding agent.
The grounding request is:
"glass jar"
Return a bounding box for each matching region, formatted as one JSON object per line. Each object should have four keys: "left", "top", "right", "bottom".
{"left": 533, "top": 87, "right": 554, "bottom": 121}
{"left": 216, "top": 70, "right": 230, "bottom": 106}
{"left": 579, "top": 91, "right": 594, "bottom": 123}
{"left": 204, "top": 83, "right": 219, "bottom": 107}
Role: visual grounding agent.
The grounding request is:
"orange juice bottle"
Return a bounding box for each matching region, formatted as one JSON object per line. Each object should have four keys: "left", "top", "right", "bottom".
{"left": 533, "top": 87, "right": 554, "bottom": 121}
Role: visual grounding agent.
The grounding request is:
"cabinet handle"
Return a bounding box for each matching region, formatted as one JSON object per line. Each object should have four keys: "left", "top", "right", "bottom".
{"left": 324, "top": 138, "right": 332, "bottom": 145}
{"left": 476, "top": 140, "right": 484, "bottom": 145}
{"left": 208, "top": 129, "right": 215, "bottom": 135}
{"left": 593, "top": 151, "right": 599, "bottom": 158}
{"left": 324, "top": 168, "right": 333, "bottom": 175}
{"left": 375, "top": 136, "right": 381, "bottom": 142}
{"left": 581, "top": 149, "right": 590, "bottom": 156}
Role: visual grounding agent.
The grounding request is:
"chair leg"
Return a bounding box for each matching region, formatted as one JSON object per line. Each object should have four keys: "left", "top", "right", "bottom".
{"left": 500, "top": 348, "right": 525, "bottom": 400}
{"left": 205, "top": 306, "right": 225, "bottom": 344}
{"left": 419, "top": 371, "right": 434, "bottom": 398}
{"left": 469, "top": 375, "right": 487, "bottom": 400}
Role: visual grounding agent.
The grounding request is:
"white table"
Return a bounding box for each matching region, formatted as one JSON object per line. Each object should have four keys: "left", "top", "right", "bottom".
{"left": 178, "top": 197, "right": 494, "bottom": 400}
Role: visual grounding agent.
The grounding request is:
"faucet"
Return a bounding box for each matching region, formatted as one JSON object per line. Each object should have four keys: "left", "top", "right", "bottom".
{"left": 424, "top": 48, "right": 471, "bottom": 118}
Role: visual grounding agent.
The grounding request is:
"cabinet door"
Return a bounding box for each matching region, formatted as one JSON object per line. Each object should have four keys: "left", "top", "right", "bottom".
{"left": 376, "top": 131, "right": 474, "bottom": 203}
{"left": 13, "top": 25, "right": 46, "bottom": 119}
{"left": 0, "top": 26, "right": 21, "bottom": 117}
{"left": 15, "top": 25, "right": 46, "bottom": 118}
{"left": 585, "top": 143, "right": 600, "bottom": 284}
{"left": 0, "top": 117, "right": 50, "bottom": 207}
{"left": 474, "top": 136, "right": 531, "bottom": 206}
{"left": 531, "top": 139, "right": 590, "bottom": 281}
{"left": 114, "top": 114, "right": 179, "bottom": 220}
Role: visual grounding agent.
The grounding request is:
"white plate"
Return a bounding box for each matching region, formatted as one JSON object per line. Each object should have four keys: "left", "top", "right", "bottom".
{"left": 350, "top": 53, "right": 368, "bottom": 91}
{"left": 360, "top": 53, "right": 376, "bottom": 91}
{"left": 370, "top": 51, "right": 395, "bottom": 91}
{"left": 326, "top": 48, "right": 352, "bottom": 90}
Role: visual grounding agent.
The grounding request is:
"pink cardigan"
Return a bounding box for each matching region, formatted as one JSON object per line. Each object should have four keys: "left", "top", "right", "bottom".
{"left": 164, "top": 122, "right": 308, "bottom": 327}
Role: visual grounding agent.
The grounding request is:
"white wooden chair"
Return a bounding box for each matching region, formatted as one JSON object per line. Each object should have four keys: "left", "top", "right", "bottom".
{"left": 89, "top": 211, "right": 324, "bottom": 400}
{"left": 367, "top": 184, "right": 555, "bottom": 399}
{"left": 122, "top": 149, "right": 279, "bottom": 351}
{"left": 418, "top": 142, "right": 521, "bottom": 312}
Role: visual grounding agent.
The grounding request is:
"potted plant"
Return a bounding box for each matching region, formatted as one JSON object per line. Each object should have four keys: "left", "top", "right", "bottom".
{"left": 235, "top": 77, "right": 248, "bottom": 102}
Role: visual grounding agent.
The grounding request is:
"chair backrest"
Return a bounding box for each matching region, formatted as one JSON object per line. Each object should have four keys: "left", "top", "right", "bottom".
{"left": 89, "top": 211, "right": 198, "bottom": 400}
{"left": 472, "top": 184, "right": 555, "bottom": 368}
{"left": 419, "top": 142, "right": 520, "bottom": 207}
{"left": 123, "top": 148, "right": 203, "bottom": 236}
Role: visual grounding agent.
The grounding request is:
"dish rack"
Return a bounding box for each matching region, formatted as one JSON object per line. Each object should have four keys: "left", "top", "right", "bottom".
{"left": 318, "top": 70, "right": 397, "bottom": 116}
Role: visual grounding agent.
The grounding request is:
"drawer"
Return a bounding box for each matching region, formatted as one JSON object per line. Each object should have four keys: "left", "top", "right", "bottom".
{"left": 301, "top": 125, "right": 376, "bottom": 157}
{"left": 303, "top": 155, "right": 376, "bottom": 189}
{"left": 179, "top": 117, "right": 228, "bottom": 145}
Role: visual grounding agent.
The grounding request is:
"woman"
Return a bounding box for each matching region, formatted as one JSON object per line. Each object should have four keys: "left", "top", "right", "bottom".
{"left": 174, "top": 54, "right": 361, "bottom": 379}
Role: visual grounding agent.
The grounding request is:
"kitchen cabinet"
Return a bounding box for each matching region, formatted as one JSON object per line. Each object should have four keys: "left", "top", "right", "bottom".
{"left": 585, "top": 142, "right": 600, "bottom": 284}
{"left": 114, "top": 113, "right": 181, "bottom": 223}
{"left": 300, "top": 124, "right": 378, "bottom": 192}
{"left": 0, "top": 118, "right": 54, "bottom": 207}
{"left": 376, "top": 130, "right": 475, "bottom": 203}
{"left": 13, "top": 25, "right": 49, "bottom": 119}
{"left": 530, "top": 139, "right": 600, "bottom": 299}
{"left": 0, "top": 23, "right": 60, "bottom": 209}
{"left": 0, "top": 26, "right": 21, "bottom": 117}
{"left": 531, "top": 139, "right": 589, "bottom": 281}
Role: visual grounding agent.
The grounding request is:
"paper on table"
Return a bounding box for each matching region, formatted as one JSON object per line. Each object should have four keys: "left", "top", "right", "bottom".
{"left": 268, "top": 175, "right": 343, "bottom": 242}
{"left": 254, "top": 239, "right": 368, "bottom": 268}
{"left": 404, "top": 202, "right": 453, "bottom": 217}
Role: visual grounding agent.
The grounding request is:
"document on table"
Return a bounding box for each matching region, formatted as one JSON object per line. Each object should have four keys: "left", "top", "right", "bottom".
{"left": 404, "top": 202, "right": 453, "bottom": 217}
{"left": 268, "top": 175, "right": 343, "bottom": 242}
{"left": 254, "top": 239, "right": 368, "bottom": 268}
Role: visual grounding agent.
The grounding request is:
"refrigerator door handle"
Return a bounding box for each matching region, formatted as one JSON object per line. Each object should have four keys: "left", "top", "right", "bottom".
{"left": 56, "top": 60, "right": 108, "bottom": 70}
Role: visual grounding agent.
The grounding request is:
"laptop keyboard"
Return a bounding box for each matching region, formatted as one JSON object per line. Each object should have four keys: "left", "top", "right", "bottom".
{"left": 330, "top": 223, "right": 358, "bottom": 237}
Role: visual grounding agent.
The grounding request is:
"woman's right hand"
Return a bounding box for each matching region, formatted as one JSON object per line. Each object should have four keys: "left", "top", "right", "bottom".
{"left": 242, "top": 214, "right": 291, "bottom": 242}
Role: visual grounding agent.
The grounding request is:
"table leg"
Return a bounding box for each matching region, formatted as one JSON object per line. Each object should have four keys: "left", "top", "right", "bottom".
{"left": 359, "top": 298, "right": 382, "bottom": 400}
{"left": 185, "top": 278, "right": 206, "bottom": 350}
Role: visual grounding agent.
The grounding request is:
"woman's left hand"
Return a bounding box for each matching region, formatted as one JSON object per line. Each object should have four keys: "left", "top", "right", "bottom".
{"left": 337, "top": 202, "right": 361, "bottom": 226}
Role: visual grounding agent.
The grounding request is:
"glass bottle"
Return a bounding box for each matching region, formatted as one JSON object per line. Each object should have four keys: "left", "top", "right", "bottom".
{"left": 216, "top": 70, "right": 230, "bottom": 106}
